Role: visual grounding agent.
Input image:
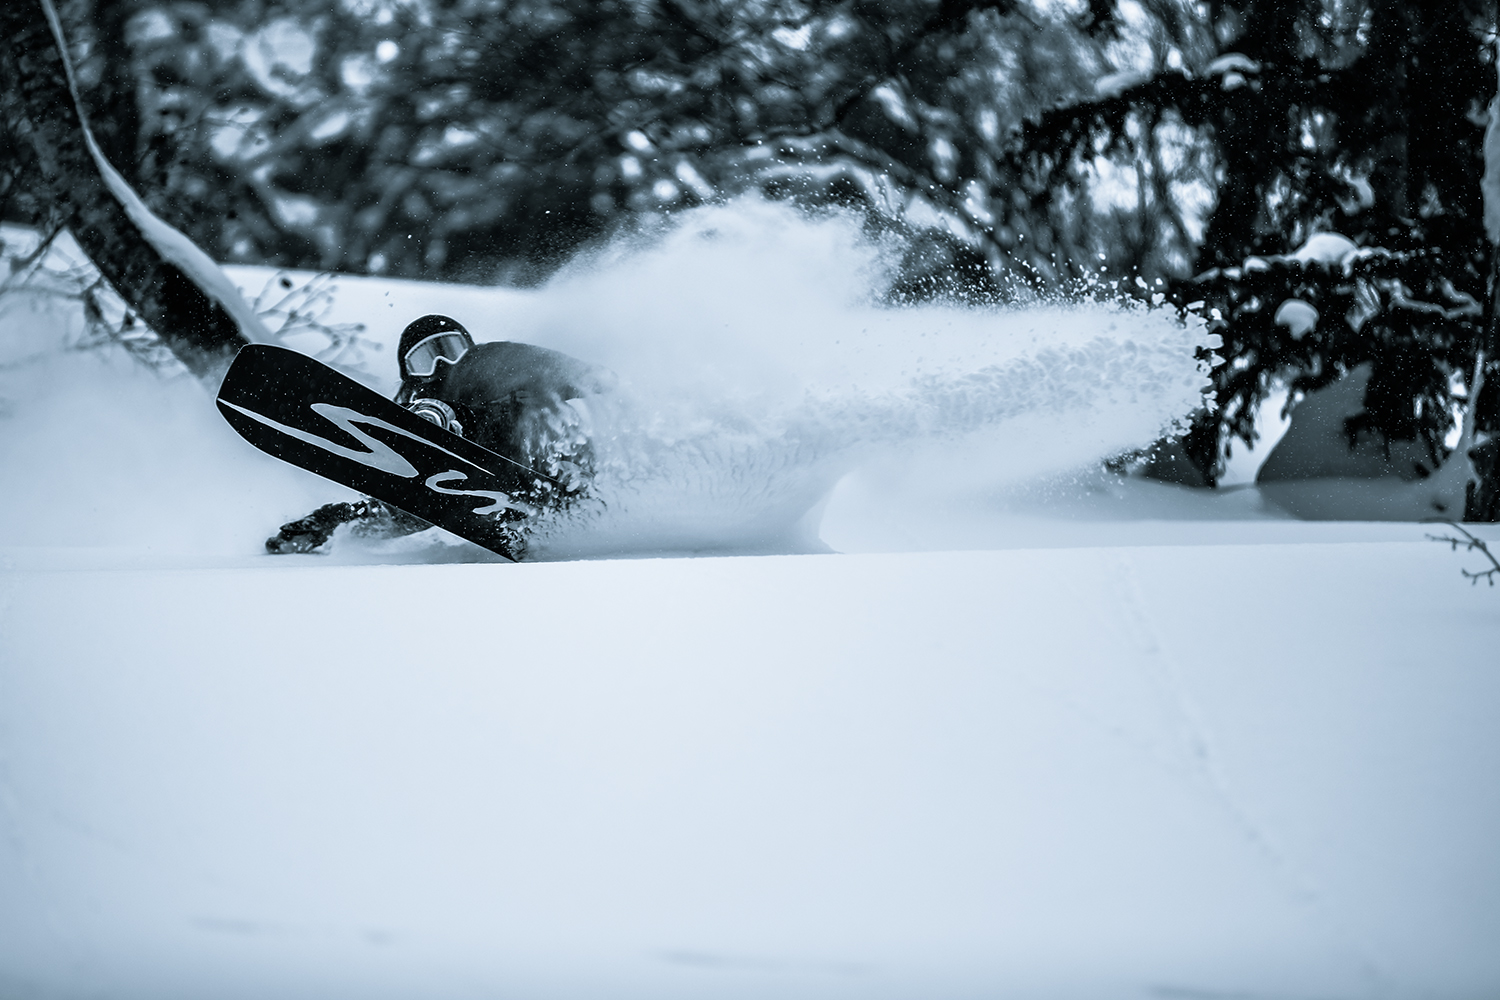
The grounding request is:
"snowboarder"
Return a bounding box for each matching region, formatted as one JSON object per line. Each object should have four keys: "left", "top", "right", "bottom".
{"left": 265, "top": 314, "right": 614, "bottom": 555}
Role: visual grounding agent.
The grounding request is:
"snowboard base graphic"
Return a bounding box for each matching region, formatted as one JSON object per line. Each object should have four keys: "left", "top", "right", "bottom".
{"left": 217, "top": 344, "right": 547, "bottom": 561}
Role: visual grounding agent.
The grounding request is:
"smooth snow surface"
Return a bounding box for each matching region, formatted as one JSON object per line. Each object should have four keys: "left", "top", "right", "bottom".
{"left": 3, "top": 202, "right": 1498, "bottom": 999}
{"left": 3, "top": 545, "right": 1498, "bottom": 1000}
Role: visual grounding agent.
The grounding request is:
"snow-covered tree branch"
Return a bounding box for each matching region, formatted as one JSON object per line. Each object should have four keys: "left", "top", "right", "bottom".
{"left": 0, "top": 0, "right": 265, "bottom": 382}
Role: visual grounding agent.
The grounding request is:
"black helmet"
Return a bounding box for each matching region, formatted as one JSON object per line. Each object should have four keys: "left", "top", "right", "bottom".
{"left": 398, "top": 315, "right": 473, "bottom": 382}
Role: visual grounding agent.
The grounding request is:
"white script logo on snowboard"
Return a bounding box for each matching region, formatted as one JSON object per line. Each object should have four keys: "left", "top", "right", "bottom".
{"left": 220, "top": 400, "right": 488, "bottom": 479}
{"left": 425, "top": 471, "right": 527, "bottom": 515}
{"left": 222, "top": 401, "right": 520, "bottom": 515}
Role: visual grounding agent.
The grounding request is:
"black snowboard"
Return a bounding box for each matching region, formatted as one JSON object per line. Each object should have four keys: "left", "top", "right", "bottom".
{"left": 217, "top": 343, "right": 544, "bottom": 561}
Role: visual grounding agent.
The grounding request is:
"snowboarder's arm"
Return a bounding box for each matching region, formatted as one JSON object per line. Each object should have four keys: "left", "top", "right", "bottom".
{"left": 265, "top": 500, "right": 430, "bottom": 554}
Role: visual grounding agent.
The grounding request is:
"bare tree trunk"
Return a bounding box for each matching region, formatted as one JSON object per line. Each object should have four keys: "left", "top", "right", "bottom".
{"left": 0, "top": 0, "right": 253, "bottom": 381}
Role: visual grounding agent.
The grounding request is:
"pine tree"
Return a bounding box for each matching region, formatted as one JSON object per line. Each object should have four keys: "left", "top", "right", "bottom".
{"left": 1015, "top": 0, "right": 1500, "bottom": 517}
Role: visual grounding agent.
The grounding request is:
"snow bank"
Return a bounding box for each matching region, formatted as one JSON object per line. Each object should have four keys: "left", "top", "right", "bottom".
{"left": 0, "top": 278, "right": 346, "bottom": 556}
{"left": 3, "top": 199, "right": 1212, "bottom": 560}
{"left": 2, "top": 542, "right": 1497, "bottom": 999}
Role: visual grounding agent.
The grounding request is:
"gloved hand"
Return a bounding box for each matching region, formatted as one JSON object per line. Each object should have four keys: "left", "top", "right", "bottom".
{"left": 264, "top": 501, "right": 368, "bottom": 554}
{"left": 266, "top": 500, "right": 432, "bottom": 553}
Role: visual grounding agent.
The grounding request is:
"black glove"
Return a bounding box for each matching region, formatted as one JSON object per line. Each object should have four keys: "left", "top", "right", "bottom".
{"left": 266, "top": 500, "right": 433, "bottom": 554}
{"left": 265, "top": 501, "right": 364, "bottom": 554}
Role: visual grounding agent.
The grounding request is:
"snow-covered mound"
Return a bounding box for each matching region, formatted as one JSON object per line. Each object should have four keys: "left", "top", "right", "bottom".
{"left": 2, "top": 541, "right": 1498, "bottom": 1000}
{"left": 0, "top": 201, "right": 1211, "bottom": 560}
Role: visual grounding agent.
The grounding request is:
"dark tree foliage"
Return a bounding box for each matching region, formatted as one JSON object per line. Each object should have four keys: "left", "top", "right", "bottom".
{"left": 39, "top": 0, "right": 1124, "bottom": 291}
{"left": 1018, "top": 0, "right": 1500, "bottom": 517}
{"left": 7, "top": 0, "right": 1500, "bottom": 516}
{"left": 1, "top": 0, "right": 249, "bottom": 380}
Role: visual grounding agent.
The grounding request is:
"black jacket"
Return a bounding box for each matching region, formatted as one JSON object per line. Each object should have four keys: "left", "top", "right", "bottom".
{"left": 398, "top": 341, "right": 614, "bottom": 463}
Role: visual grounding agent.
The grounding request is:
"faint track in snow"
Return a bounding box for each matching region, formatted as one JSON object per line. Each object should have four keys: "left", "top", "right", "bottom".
{"left": 1107, "top": 553, "right": 1386, "bottom": 998}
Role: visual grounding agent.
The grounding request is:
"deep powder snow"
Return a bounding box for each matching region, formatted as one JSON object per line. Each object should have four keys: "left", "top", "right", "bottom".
{"left": 0, "top": 200, "right": 1212, "bottom": 560}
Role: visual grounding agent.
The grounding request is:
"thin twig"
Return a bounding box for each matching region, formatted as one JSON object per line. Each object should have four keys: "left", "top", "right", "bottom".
{"left": 1423, "top": 518, "right": 1500, "bottom": 586}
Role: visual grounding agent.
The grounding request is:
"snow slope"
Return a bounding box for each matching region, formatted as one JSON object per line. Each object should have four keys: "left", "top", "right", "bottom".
{"left": 2, "top": 543, "right": 1497, "bottom": 1000}
{"left": 2, "top": 203, "right": 1498, "bottom": 999}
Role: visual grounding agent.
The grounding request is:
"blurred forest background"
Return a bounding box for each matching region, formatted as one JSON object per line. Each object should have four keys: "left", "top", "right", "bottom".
{"left": 4, "top": 0, "right": 1500, "bottom": 517}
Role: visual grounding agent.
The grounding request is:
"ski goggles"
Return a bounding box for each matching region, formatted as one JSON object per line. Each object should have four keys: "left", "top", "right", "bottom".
{"left": 403, "top": 331, "right": 471, "bottom": 378}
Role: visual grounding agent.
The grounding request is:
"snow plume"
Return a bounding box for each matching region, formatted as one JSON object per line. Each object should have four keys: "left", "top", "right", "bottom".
{"left": 495, "top": 200, "right": 1214, "bottom": 558}
{"left": 0, "top": 201, "right": 1212, "bottom": 562}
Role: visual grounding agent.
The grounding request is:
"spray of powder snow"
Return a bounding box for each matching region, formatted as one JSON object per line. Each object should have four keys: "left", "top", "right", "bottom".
{"left": 0, "top": 202, "right": 1213, "bottom": 562}
{"left": 0, "top": 291, "right": 344, "bottom": 561}
{"left": 480, "top": 199, "right": 1215, "bottom": 559}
